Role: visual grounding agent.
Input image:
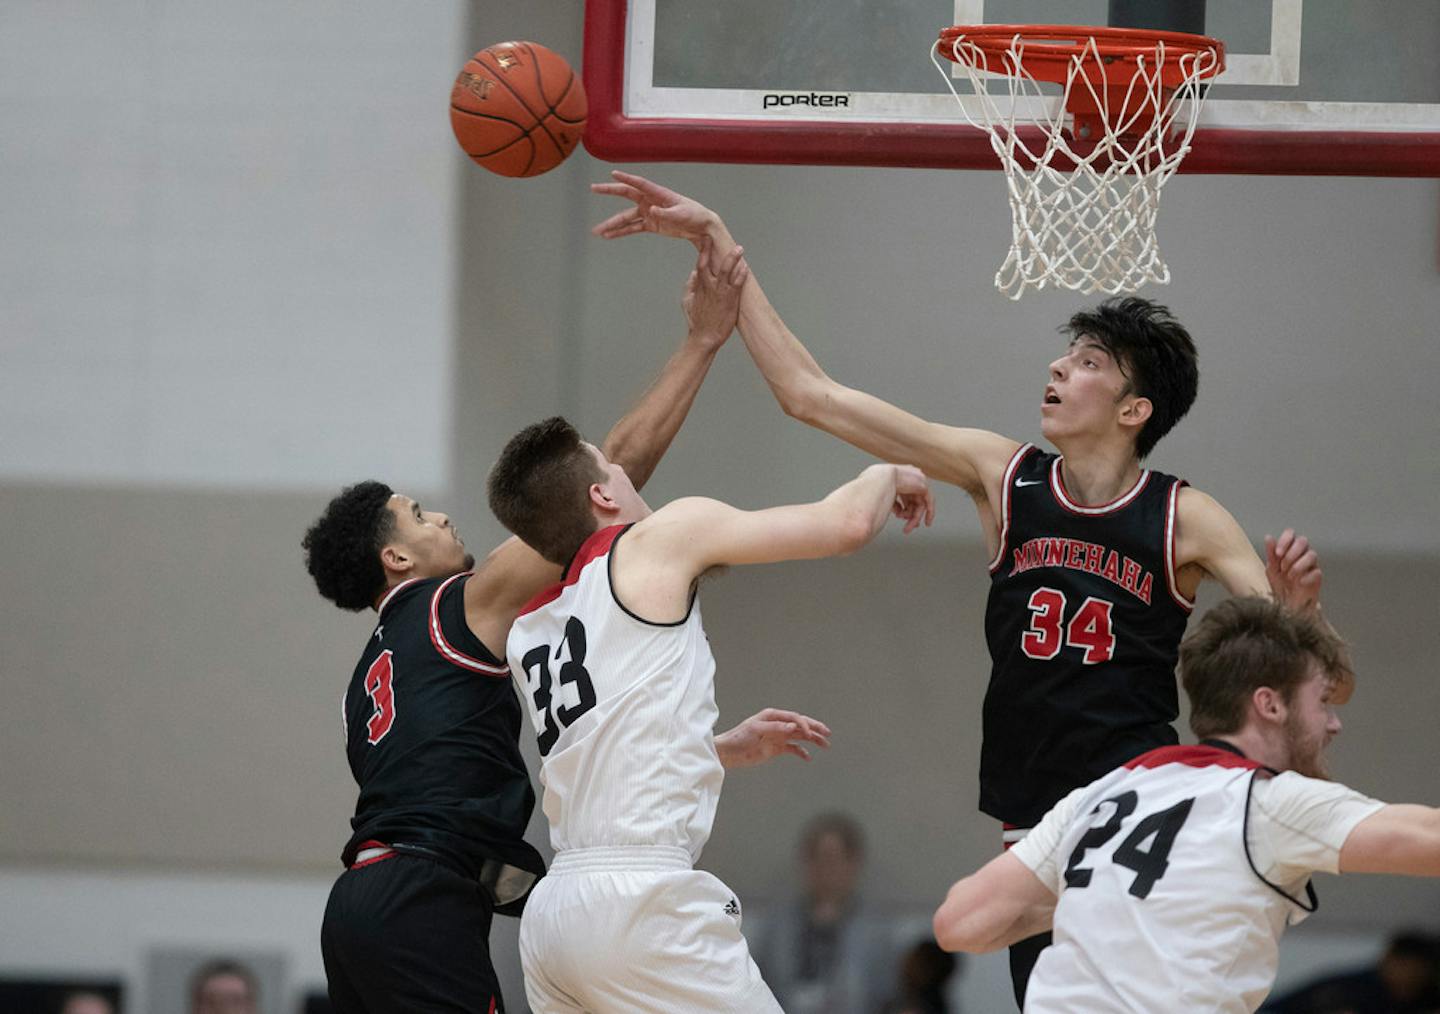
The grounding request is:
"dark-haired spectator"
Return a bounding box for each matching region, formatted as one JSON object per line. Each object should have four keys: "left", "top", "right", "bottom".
{"left": 883, "top": 939, "right": 961, "bottom": 1014}
{"left": 753, "top": 812, "right": 896, "bottom": 1014}
{"left": 1262, "top": 931, "right": 1440, "bottom": 1014}
{"left": 189, "top": 960, "right": 257, "bottom": 1014}
{"left": 57, "top": 991, "right": 115, "bottom": 1014}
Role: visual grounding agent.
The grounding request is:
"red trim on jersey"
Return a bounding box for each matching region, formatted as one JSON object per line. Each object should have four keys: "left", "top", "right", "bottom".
{"left": 1124, "top": 744, "right": 1262, "bottom": 771}
{"left": 1050, "top": 458, "right": 1152, "bottom": 516}
{"left": 429, "top": 573, "right": 510, "bottom": 677}
{"left": 518, "top": 524, "right": 627, "bottom": 617}
{"left": 988, "top": 443, "right": 1036, "bottom": 574}
{"left": 376, "top": 578, "right": 422, "bottom": 618}
{"left": 1163, "top": 480, "right": 1196, "bottom": 611}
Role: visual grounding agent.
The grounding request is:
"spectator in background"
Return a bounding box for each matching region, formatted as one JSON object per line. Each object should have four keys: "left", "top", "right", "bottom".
{"left": 1262, "top": 931, "right": 1440, "bottom": 1014}
{"left": 883, "top": 938, "right": 961, "bottom": 1014}
{"left": 57, "top": 992, "right": 115, "bottom": 1014}
{"left": 752, "top": 812, "right": 896, "bottom": 1014}
{"left": 189, "top": 960, "right": 257, "bottom": 1014}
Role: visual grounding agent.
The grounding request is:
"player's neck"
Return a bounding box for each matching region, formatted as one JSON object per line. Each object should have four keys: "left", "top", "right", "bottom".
{"left": 1218, "top": 727, "right": 1288, "bottom": 771}
{"left": 1054, "top": 442, "right": 1144, "bottom": 506}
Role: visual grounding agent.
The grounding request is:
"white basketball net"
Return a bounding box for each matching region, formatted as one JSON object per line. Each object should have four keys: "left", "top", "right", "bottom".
{"left": 932, "top": 32, "right": 1221, "bottom": 299}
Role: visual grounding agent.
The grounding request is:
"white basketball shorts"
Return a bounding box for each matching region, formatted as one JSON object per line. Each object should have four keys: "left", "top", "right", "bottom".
{"left": 519, "top": 845, "right": 782, "bottom": 1013}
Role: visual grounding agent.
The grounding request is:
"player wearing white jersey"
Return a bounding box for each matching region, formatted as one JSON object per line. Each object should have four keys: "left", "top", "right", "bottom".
{"left": 489, "top": 416, "right": 934, "bottom": 1013}
{"left": 933, "top": 596, "right": 1440, "bottom": 1013}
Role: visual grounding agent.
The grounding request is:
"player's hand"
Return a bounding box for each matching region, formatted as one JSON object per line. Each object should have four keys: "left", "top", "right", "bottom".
{"left": 592, "top": 171, "right": 721, "bottom": 244}
{"left": 891, "top": 464, "right": 936, "bottom": 535}
{"left": 714, "top": 708, "right": 831, "bottom": 769}
{"left": 1265, "top": 528, "right": 1322, "bottom": 611}
{"left": 682, "top": 238, "right": 748, "bottom": 350}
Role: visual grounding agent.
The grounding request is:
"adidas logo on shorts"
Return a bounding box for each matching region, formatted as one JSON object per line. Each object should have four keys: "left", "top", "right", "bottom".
{"left": 723, "top": 896, "right": 741, "bottom": 919}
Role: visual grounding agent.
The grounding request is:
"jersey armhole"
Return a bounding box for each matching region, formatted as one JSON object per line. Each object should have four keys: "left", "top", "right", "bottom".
{"left": 1163, "top": 480, "right": 1196, "bottom": 611}
{"left": 431, "top": 574, "right": 511, "bottom": 677}
{"left": 606, "top": 524, "right": 697, "bottom": 628}
{"left": 1243, "top": 768, "right": 1319, "bottom": 913}
{"left": 987, "top": 443, "right": 1037, "bottom": 574}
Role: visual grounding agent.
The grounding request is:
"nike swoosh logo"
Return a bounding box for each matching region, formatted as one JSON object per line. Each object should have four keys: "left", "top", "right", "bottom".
{"left": 1015, "top": 478, "right": 1044, "bottom": 487}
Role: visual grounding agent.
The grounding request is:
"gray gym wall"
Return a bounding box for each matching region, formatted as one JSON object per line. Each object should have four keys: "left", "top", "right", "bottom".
{"left": 3, "top": 0, "right": 1438, "bottom": 1010}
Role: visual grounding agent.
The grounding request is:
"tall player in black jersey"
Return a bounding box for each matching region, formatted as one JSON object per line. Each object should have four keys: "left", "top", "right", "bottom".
{"left": 302, "top": 242, "right": 828, "bottom": 1014}
{"left": 590, "top": 173, "right": 1326, "bottom": 1007}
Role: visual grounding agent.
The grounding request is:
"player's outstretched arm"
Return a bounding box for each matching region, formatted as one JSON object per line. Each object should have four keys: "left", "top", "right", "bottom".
{"left": 612, "top": 464, "right": 934, "bottom": 622}
{"left": 1339, "top": 804, "right": 1440, "bottom": 877}
{"left": 466, "top": 240, "right": 746, "bottom": 640}
{"left": 1174, "top": 488, "right": 1323, "bottom": 611}
{"left": 662, "top": 462, "right": 933, "bottom": 570}
{"left": 714, "top": 708, "right": 831, "bottom": 769}
{"left": 933, "top": 852, "right": 1057, "bottom": 953}
{"left": 592, "top": 171, "right": 1020, "bottom": 497}
{"left": 600, "top": 235, "right": 748, "bottom": 491}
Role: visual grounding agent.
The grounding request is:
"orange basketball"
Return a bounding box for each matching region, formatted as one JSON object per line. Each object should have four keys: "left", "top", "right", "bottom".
{"left": 449, "top": 41, "right": 587, "bottom": 178}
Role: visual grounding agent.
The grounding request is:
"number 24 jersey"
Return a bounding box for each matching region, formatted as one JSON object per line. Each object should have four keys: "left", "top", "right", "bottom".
{"left": 1012, "top": 744, "right": 1384, "bottom": 1014}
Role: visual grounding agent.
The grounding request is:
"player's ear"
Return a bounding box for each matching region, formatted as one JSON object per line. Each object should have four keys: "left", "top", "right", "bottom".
{"left": 1253, "top": 686, "right": 1285, "bottom": 722}
{"left": 380, "top": 543, "right": 413, "bottom": 574}
{"left": 588, "top": 481, "right": 619, "bottom": 516}
{"left": 1118, "top": 394, "right": 1153, "bottom": 430}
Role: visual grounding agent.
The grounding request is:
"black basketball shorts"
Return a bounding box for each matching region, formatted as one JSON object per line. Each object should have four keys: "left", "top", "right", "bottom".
{"left": 321, "top": 852, "right": 503, "bottom": 1013}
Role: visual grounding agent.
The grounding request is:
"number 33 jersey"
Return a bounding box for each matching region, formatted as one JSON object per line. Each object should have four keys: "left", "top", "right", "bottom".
{"left": 982, "top": 444, "right": 1193, "bottom": 827}
{"left": 507, "top": 524, "right": 724, "bottom": 861}
{"left": 1012, "top": 744, "right": 1384, "bottom": 1013}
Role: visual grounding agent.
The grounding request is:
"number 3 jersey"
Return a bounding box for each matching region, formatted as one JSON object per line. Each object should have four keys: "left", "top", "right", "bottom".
{"left": 339, "top": 574, "right": 546, "bottom": 903}
{"left": 982, "top": 443, "right": 1193, "bottom": 826}
{"left": 506, "top": 523, "right": 724, "bottom": 861}
{"left": 1012, "top": 744, "right": 1384, "bottom": 1014}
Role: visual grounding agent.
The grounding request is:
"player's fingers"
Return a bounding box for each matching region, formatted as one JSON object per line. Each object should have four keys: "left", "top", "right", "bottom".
{"left": 695, "top": 236, "right": 712, "bottom": 277}
{"left": 592, "top": 209, "right": 635, "bottom": 234}
{"left": 611, "top": 169, "right": 655, "bottom": 190}
{"left": 791, "top": 724, "right": 829, "bottom": 749}
{"left": 789, "top": 713, "right": 831, "bottom": 738}
{"left": 731, "top": 256, "right": 749, "bottom": 286}
{"left": 1287, "top": 535, "right": 1310, "bottom": 562}
{"left": 785, "top": 744, "right": 812, "bottom": 761}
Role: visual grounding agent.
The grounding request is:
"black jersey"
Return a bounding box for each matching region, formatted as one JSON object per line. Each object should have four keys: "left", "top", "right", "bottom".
{"left": 981, "top": 444, "right": 1192, "bottom": 827}
{"left": 340, "top": 574, "right": 544, "bottom": 901}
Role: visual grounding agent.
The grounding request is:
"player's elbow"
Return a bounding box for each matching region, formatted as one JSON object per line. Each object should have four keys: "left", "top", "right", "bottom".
{"left": 933, "top": 885, "right": 1004, "bottom": 954}
{"left": 777, "top": 375, "right": 833, "bottom": 426}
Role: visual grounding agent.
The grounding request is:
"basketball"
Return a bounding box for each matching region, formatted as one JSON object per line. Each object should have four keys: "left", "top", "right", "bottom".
{"left": 449, "top": 41, "right": 587, "bottom": 178}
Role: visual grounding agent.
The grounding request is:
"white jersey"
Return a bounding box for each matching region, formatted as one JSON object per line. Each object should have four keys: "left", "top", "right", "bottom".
{"left": 507, "top": 523, "right": 724, "bottom": 861}
{"left": 1011, "top": 743, "right": 1384, "bottom": 1014}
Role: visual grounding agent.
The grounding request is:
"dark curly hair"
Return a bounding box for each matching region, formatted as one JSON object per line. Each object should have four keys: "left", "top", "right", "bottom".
{"left": 1063, "top": 296, "right": 1199, "bottom": 459}
{"left": 302, "top": 480, "right": 396, "bottom": 610}
{"left": 488, "top": 417, "right": 604, "bottom": 566}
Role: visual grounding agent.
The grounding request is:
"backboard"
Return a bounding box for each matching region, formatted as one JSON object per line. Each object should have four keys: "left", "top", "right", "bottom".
{"left": 583, "top": 0, "right": 1440, "bottom": 175}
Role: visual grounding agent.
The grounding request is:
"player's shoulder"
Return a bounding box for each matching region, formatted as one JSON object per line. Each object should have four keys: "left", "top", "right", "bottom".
{"left": 377, "top": 575, "right": 445, "bottom": 617}
{"left": 628, "top": 497, "right": 734, "bottom": 544}
{"left": 1174, "top": 483, "right": 1231, "bottom": 521}
{"left": 1256, "top": 769, "right": 1365, "bottom": 805}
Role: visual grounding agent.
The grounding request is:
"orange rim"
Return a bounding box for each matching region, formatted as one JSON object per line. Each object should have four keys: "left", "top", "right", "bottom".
{"left": 938, "top": 24, "right": 1226, "bottom": 87}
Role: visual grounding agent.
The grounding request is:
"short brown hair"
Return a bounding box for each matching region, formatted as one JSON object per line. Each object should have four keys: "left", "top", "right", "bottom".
{"left": 488, "top": 417, "right": 605, "bottom": 566}
{"left": 1180, "top": 597, "right": 1352, "bottom": 739}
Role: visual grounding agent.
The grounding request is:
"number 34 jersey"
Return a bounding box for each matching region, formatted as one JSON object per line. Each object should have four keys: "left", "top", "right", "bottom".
{"left": 1012, "top": 744, "right": 1384, "bottom": 1014}
{"left": 982, "top": 444, "right": 1194, "bottom": 827}
{"left": 506, "top": 524, "right": 724, "bottom": 861}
